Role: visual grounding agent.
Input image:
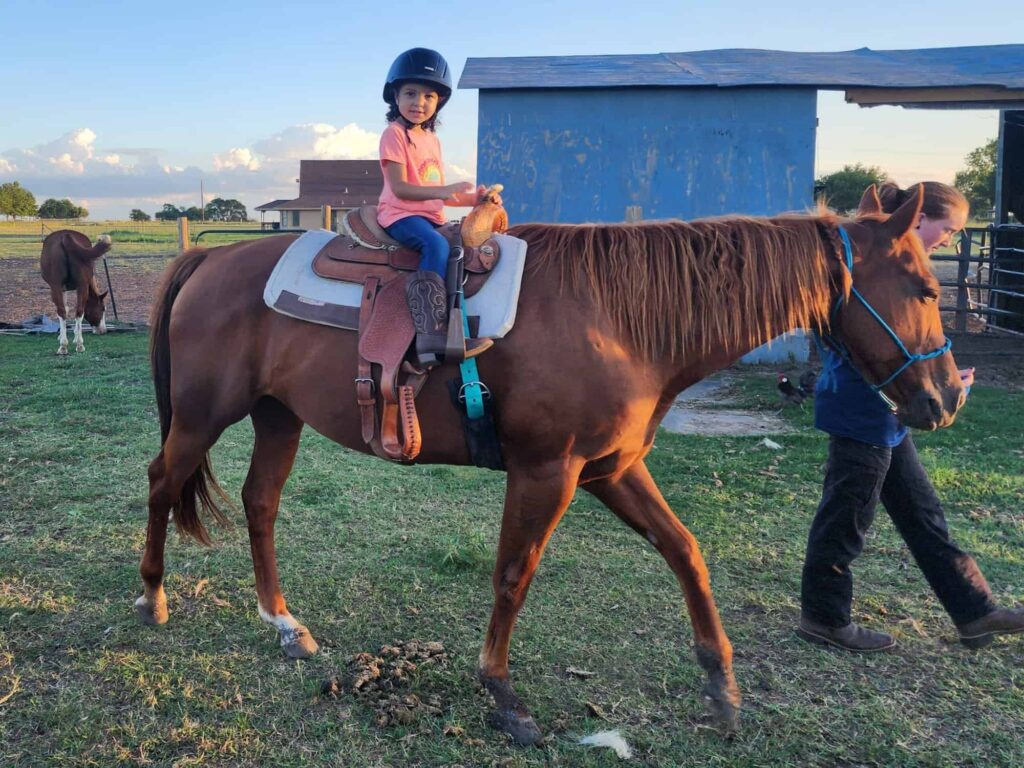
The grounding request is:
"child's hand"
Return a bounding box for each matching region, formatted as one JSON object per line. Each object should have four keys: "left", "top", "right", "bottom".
{"left": 444, "top": 182, "right": 476, "bottom": 203}
{"left": 959, "top": 367, "right": 975, "bottom": 390}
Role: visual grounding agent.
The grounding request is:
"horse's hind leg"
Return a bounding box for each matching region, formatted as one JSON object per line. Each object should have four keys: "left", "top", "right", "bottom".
{"left": 136, "top": 424, "right": 220, "bottom": 625}
{"left": 479, "top": 459, "right": 581, "bottom": 745}
{"left": 585, "top": 460, "right": 740, "bottom": 734}
{"left": 242, "top": 397, "right": 316, "bottom": 659}
{"left": 49, "top": 287, "right": 68, "bottom": 355}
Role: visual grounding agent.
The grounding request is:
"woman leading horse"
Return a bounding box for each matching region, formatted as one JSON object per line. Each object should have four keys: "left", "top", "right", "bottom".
{"left": 136, "top": 186, "right": 963, "bottom": 744}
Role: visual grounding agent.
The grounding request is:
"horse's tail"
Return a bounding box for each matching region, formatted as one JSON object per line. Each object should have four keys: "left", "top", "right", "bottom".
{"left": 149, "top": 248, "right": 232, "bottom": 545}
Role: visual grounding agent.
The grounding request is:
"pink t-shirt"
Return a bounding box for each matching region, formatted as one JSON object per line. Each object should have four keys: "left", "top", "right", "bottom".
{"left": 377, "top": 122, "right": 446, "bottom": 228}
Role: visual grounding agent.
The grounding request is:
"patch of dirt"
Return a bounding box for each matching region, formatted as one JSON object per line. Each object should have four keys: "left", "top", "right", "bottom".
{"left": 663, "top": 373, "right": 794, "bottom": 436}
{"left": 320, "top": 640, "right": 447, "bottom": 727}
{"left": 0, "top": 256, "right": 168, "bottom": 326}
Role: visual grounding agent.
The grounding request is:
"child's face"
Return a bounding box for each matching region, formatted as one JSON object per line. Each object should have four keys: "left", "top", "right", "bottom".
{"left": 396, "top": 82, "right": 440, "bottom": 126}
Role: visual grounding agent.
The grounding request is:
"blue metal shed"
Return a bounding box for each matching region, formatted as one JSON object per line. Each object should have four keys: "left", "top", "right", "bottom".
{"left": 460, "top": 45, "right": 1024, "bottom": 224}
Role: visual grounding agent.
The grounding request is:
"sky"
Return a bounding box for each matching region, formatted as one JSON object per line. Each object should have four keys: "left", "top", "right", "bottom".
{"left": 0, "top": 0, "right": 1016, "bottom": 221}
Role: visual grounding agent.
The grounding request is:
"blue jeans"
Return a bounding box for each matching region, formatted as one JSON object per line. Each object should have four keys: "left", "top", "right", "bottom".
{"left": 801, "top": 434, "right": 995, "bottom": 627}
{"left": 385, "top": 216, "right": 449, "bottom": 278}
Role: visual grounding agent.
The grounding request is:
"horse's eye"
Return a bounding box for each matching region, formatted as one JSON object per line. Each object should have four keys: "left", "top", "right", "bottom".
{"left": 921, "top": 288, "right": 939, "bottom": 303}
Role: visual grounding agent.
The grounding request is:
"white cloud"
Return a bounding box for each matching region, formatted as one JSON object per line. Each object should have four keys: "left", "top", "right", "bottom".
{"left": 253, "top": 123, "right": 379, "bottom": 161}
{"left": 0, "top": 122, "right": 389, "bottom": 218}
{"left": 447, "top": 162, "right": 474, "bottom": 181}
{"left": 213, "top": 147, "right": 261, "bottom": 171}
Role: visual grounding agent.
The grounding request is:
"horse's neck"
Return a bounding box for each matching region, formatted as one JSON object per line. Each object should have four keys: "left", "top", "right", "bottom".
{"left": 658, "top": 215, "right": 838, "bottom": 389}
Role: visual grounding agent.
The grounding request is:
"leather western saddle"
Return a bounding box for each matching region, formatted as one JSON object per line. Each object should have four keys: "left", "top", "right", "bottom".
{"left": 314, "top": 202, "right": 508, "bottom": 463}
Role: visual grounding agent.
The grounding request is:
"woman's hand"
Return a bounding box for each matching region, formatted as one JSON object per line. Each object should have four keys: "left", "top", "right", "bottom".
{"left": 959, "top": 367, "right": 975, "bottom": 390}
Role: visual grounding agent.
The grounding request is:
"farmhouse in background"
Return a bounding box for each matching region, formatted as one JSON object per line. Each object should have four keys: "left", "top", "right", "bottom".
{"left": 256, "top": 160, "right": 383, "bottom": 231}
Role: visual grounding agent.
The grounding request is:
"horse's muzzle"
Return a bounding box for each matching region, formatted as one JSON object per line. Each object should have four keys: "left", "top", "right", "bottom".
{"left": 900, "top": 384, "right": 965, "bottom": 431}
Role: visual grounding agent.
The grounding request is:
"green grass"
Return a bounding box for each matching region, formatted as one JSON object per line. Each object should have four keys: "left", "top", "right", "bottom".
{"left": 1, "top": 334, "right": 1022, "bottom": 767}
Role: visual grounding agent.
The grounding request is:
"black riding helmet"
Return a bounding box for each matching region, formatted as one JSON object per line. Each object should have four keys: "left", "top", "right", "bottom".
{"left": 383, "top": 48, "right": 452, "bottom": 110}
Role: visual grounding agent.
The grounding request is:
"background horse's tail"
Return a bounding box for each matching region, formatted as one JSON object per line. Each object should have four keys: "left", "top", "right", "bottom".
{"left": 150, "top": 248, "right": 232, "bottom": 545}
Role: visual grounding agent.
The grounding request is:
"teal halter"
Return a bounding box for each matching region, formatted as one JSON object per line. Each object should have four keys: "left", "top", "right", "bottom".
{"left": 815, "top": 226, "right": 952, "bottom": 412}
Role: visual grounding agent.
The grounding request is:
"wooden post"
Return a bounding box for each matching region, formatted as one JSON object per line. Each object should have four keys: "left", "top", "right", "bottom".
{"left": 321, "top": 204, "right": 332, "bottom": 231}
{"left": 625, "top": 206, "right": 643, "bottom": 222}
{"left": 177, "top": 217, "right": 190, "bottom": 252}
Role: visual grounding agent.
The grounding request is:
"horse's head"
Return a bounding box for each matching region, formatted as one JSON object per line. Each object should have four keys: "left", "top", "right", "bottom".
{"left": 830, "top": 185, "right": 964, "bottom": 430}
{"left": 85, "top": 288, "right": 108, "bottom": 333}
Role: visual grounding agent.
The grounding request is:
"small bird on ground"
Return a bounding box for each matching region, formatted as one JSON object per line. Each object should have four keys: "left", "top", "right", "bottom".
{"left": 777, "top": 374, "right": 807, "bottom": 406}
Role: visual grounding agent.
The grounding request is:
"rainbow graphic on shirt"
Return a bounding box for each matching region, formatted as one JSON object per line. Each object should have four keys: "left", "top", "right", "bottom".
{"left": 419, "top": 159, "right": 442, "bottom": 184}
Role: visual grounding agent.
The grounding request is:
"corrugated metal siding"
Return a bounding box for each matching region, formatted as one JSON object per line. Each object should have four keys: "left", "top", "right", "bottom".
{"left": 478, "top": 87, "right": 816, "bottom": 223}
{"left": 460, "top": 45, "right": 1024, "bottom": 90}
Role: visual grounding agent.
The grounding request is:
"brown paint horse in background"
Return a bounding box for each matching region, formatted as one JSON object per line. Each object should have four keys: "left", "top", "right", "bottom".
{"left": 136, "top": 186, "right": 964, "bottom": 745}
{"left": 39, "top": 230, "right": 110, "bottom": 354}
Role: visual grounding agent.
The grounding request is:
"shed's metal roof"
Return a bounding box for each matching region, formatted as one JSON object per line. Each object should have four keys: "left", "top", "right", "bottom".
{"left": 459, "top": 45, "right": 1024, "bottom": 90}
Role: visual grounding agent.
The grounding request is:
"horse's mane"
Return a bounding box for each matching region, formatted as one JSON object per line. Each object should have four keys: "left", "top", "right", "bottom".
{"left": 508, "top": 210, "right": 846, "bottom": 361}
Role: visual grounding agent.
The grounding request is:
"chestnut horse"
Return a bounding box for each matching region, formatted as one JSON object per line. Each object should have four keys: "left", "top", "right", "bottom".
{"left": 136, "top": 186, "right": 963, "bottom": 744}
{"left": 39, "top": 229, "right": 110, "bottom": 354}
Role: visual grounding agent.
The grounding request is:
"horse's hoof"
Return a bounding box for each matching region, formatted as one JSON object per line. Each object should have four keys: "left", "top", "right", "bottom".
{"left": 281, "top": 625, "right": 319, "bottom": 658}
{"left": 702, "top": 679, "right": 741, "bottom": 735}
{"left": 480, "top": 674, "right": 544, "bottom": 746}
{"left": 57, "top": 347, "right": 68, "bottom": 356}
{"left": 490, "top": 709, "right": 544, "bottom": 746}
{"left": 75, "top": 344, "right": 85, "bottom": 353}
{"left": 135, "top": 595, "right": 169, "bottom": 625}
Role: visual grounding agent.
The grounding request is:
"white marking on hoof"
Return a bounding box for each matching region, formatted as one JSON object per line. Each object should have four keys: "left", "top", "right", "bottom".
{"left": 58, "top": 316, "right": 68, "bottom": 354}
{"left": 259, "top": 603, "right": 317, "bottom": 656}
{"left": 135, "top": 586, "right": 168, "bottom": 624}
{"left": 258, "top": 603, "right": 300, "bottom": 638}
{"left": 73, "top": 316, "right": 84, "bottom": 352}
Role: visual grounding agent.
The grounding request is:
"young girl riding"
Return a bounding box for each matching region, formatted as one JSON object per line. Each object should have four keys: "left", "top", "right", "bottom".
{"left": 378, "top": 47, "right": 495, "bottom": 366}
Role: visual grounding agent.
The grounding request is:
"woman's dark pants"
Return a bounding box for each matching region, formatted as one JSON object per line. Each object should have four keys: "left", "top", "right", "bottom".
{"left": 801, "top": 434, "right": 995, "bottom": 628}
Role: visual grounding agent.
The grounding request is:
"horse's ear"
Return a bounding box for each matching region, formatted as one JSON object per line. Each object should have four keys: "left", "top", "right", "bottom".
{"left": 856, "top": 184, "right": 882, "bottom": 216}
{"left": 883, "top": 183, "right": 924, "bottom": 239}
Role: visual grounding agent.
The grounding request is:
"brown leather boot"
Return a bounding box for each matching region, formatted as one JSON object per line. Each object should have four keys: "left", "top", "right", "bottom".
{"left": 406, "top": 271, "right": 492, "bottom": 367}
{"left": 796, "top": 615, "right": 896, "bottom": 652}
{"left": 956, "top": 607, "right": 1024, "bottom": 649}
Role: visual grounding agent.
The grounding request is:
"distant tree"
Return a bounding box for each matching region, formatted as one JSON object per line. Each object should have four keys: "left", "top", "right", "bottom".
{"left": 0, "top": 181, "right": 38, "bottom": 219}
{"left": 954, "top": 138, "right": 997, "bottom": 215}
{"left": 204, "top": 197, "right": 249, "bottom": 222}
{"left": 38, "top": 198, "right": 88, "bottom": 219}
{"left": 154, "top": 203, "right": 183, "bottom": 221}
{"left": 129, "top": 208, "right": 151, "bottom": 221}
{"left": 816, "top": 164, "right": 890, "bottom": 213}
{"left": 182, "top": 206, "right": 204, "bottom": 221}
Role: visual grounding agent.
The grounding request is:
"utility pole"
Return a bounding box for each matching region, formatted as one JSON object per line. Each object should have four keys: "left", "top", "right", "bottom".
{"left": 200, "top": 180, "right": 205, "bottom": 222}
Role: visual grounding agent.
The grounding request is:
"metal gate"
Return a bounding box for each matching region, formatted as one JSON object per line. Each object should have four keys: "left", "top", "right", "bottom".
{"left": 936, "top": 224, "right": 1024, "bottom": 336}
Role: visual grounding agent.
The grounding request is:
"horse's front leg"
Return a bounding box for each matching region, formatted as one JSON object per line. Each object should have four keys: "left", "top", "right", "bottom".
{"left": 585, "top": 460, "right": 740, "bottom": 734}
{"left": 73, "top": 286, "right": 88, "bottom": 352}
{"left": 243, "top": 398, "right": 316, "bottom": 658}
{"left": 480, "top": 457, "right": 581, "bottom": 745}
{"left": 50, "top": 288, "right": 68, "bottom": 355}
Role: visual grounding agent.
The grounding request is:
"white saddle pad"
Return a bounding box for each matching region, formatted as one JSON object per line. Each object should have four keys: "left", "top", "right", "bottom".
{"left": 263, "top": 229, "right": 527, "bottom": 338}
